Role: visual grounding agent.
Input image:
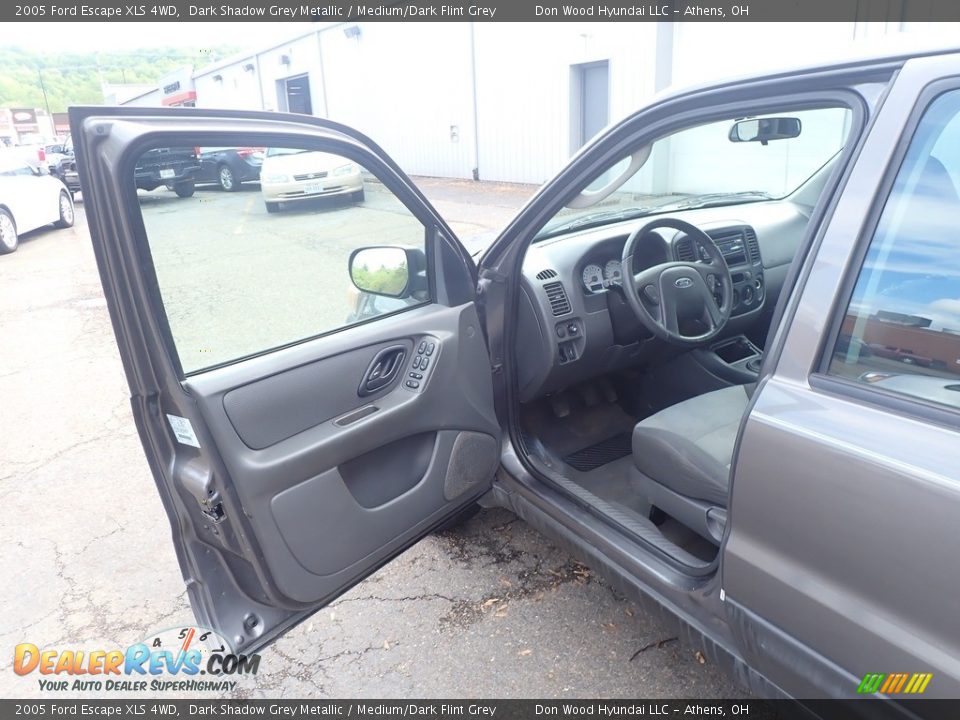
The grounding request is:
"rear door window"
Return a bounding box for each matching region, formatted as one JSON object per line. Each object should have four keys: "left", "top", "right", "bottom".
{"left": 827, "top": 89, "right": 960, "bottom": 409}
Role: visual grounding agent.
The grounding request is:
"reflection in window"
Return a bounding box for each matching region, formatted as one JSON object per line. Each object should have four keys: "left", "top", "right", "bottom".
{"left": 829, "top": 90, "right": 960, "bottom": 410}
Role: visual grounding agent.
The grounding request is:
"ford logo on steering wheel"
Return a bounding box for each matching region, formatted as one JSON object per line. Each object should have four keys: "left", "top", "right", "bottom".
{"left": 674, "top": 277, "right": 694, "bottom": 288}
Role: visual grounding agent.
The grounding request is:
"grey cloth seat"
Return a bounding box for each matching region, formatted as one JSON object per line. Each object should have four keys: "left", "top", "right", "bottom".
{"left": 632, "top": 384, "right": 751, "bottom": 507}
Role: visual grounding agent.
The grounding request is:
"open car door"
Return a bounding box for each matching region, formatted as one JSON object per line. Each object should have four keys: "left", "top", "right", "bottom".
{"left": 70, "top": 107, "right": 502, "bottom": 652}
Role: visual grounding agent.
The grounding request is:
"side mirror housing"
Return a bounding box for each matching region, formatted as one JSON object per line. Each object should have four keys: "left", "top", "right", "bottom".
{"left": 348, "top": 246, "right": 426, "bottom": 299}
{"left": 729, "top": 117, "right": 801, "bottom": 145}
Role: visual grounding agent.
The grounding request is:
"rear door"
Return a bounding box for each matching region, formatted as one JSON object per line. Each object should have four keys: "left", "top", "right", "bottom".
{"left": 723, "top": 52, "right": 960, "bottom": 698}
{"left": 71, "top": 107, "right": 502, "bottom": 652}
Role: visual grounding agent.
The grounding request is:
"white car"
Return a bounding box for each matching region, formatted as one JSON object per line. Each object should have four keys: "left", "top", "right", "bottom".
{"left": 260, "top": 148, "right": 364, "bottom": 213}
{"left": 0, "top": 152, "right": 75, "bottom": 255}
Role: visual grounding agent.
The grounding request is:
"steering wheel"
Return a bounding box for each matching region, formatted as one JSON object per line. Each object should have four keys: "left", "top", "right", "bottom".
{"left": 620, "top": 218, "right": 734, "bottom": 347}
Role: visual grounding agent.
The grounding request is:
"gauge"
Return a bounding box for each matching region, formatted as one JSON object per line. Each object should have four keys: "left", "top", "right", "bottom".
{"left": 582, "top": 263, "right": 604, "bottom": 293}
{"left": 604, "top": 259, "right": 622, "bottom": 286}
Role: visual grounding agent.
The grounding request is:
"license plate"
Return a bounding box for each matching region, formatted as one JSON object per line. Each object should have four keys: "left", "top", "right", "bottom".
{"left": 159, "top": 169, "right": 176, "bottom": 179}
{"left": 303, "top": 183, "right": 324, "bottom": 195}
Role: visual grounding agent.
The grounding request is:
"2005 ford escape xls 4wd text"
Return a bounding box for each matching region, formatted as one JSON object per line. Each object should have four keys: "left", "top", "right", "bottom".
{"left": 71, "top": 45, "right": 960, "bottom": 704}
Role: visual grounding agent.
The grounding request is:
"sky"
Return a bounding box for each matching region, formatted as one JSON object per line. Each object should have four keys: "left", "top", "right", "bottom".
{"left": 0, "top": 22, "right": 316, "bottom": 52}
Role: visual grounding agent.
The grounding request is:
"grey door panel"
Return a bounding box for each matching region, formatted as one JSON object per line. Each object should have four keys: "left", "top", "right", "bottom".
{"left": 70, "top": 105, "right": 500, "bottom": 650}
{"left": 725, "top": 379, "right": 960, "bottom": 695}
{"left": 186, "top": 302, "right": 500, "bottom": 605}
{"left": 222, "top": 338, "right": 415, "bottom": 450}
{"left": 722, "top": 54, "right": 960, "bottom": 698}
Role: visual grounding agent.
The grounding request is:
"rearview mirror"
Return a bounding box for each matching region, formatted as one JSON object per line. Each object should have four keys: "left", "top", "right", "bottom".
{"left": 349, "top": 246, "right": 418, "bottom": 298}
{"left": 729, "top": 117, "right": 801, "bottom": 145}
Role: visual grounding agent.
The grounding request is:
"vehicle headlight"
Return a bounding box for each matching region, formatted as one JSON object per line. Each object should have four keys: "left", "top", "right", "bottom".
{"left": 333, "top": 163, "right": 358, "bottom": 177}
{"left": 262, "top": 173, "right": 289, "bottom": 183}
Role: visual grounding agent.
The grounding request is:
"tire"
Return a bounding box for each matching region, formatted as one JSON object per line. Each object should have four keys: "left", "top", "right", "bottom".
{"left": 0, "top": 208, "right": 18, "bottom": 254}
{"left": 173, "top": 180, "right": 196, "bottom": 198}
{"left": 265, "top": 201, "right": 281, "bottom": 214}
{"left": 54, "top": 190, "right": 74, "bottom": 229}
{"left": 218, "top": 164, "right": 238, "bottom": 192}
{"left": 350, "top": 188, "right": 365, "bottom": 203}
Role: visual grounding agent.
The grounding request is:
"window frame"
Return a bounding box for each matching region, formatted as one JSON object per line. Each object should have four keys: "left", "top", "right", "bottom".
{"left": 122, "top": 131, "right": 440, "bottom": 379}
{"left": 812, "top": 77, "right": 960, "bottom": 429}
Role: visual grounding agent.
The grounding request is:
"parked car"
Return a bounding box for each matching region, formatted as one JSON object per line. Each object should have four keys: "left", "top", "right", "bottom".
{"left": 260, "top": 147, "right": 364, "bottom": 213}
{"left": 135, "top": 147, "right": 201, "bottom": 198}
{"left": 0, "top": 152, "right": 74, "bottom": 254}
{"left": 194, "top": 146, "right": 264, "bottom": 191}
{"left": 72, "top": 45, "right": 960, "bottom": 703}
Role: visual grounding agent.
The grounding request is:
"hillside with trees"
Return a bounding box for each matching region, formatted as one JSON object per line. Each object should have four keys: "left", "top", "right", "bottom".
{"left": 0, "top": 46, "right": 238, "bottom": 112}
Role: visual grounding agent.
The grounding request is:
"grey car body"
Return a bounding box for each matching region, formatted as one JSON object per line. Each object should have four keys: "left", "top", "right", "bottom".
{"left": 71, "top": 46, "right": 960, "bottom": 705}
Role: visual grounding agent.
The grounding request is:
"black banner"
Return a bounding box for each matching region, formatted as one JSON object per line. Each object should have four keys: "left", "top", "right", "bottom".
{"left": 1, "top": 700, "right": 959, "bottom": 720}
{"left": 6, "top": 0, "right": 960, "bottom": 22}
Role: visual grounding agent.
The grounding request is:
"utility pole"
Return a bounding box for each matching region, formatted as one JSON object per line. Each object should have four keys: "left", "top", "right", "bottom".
{"left": 37, "top": 67, "right": 52, "bottom": 117}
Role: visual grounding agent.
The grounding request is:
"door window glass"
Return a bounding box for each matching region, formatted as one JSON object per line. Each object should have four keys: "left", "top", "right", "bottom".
{"left": 828, "top": 90, "right": 960, "bottom": 410}
{"left": 135, "top": 143, "right": 428, "bottom": 374}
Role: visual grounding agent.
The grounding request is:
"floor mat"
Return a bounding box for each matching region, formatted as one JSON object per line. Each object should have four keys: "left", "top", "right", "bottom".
{"left": 563, "top": 433, "right": 633, "bottom": 472}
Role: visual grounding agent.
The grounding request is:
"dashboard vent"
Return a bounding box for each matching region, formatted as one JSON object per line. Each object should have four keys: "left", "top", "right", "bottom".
{"left": 543, "top": 281, "right": 572, "bottom": 316}
{"left": 744, "top": 227, "right": 762, "bottom": 264}
{"left": 675, "top": 238, "right": 696, "bottom": 262}
{"left": 535, "top": 269, "right": 558, "bottom": 281}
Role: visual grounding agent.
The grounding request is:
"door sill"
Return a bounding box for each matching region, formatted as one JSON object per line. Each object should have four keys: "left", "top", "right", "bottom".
{"left": 502, "top": 436, "right": 719, "bottom": 579}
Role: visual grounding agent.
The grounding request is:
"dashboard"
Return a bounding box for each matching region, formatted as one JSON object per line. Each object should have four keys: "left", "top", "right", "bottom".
{"left": 514, "top": 201, "right": 812, "bottom": 402}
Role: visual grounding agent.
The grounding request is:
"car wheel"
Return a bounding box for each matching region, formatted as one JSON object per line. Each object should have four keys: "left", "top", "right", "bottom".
{"left": 173, "top": 180, "right": 196, "bottom": 198}
{"left": 0, "top": 209, "right": 18, "bottom": 254}
{"left": 54, "top": 190, "right": 74, "bottom": 229}
{"left": 218, "top": 165, "right": 238, "bottom": 192}
{"left": 265, "top": 201, "right": 281, "bottom": 214}
{"left": 350, "top": 188, "right": 365, "bottom": 203}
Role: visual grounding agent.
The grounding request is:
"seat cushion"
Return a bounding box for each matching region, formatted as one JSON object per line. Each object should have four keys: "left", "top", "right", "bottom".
{"left": 632, "top": 384, "right": 751, "bottom": 506}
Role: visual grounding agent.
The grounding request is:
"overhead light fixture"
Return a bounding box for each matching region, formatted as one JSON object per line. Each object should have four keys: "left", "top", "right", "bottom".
{"left": 343, "top": 25, "right": 361, "bottom": 40}
{"left": 212, "top": 74, "right": 223, "bottom": 82}
{"left": 243, "top": 63, "right": 255, "bottom": 73}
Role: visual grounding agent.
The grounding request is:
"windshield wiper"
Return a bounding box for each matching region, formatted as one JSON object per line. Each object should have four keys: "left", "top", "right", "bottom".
{"left": 535, "top": 206, "right": 657, "bottom": 240}
{"left": 655, "top": 191, "right": 774, "bottom": 211}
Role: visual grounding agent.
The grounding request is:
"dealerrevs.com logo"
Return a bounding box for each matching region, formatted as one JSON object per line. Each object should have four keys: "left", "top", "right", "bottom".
{"left": 13, "top": 626, "right": 260, "bottom": 692}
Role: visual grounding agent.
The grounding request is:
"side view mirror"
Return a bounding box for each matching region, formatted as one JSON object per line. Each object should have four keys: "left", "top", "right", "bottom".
{"left": 729, "top": 117, "right": 801, "bottom": 145}
{"left": 348, "top": 246, "right": 425, "bottom": 298}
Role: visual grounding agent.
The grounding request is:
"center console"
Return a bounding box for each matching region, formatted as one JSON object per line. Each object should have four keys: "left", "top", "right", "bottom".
{"left": 695, "top": 334, "right": 763, "bottom": 384}
{"left": 705, "top": 225, "right": 765, "bottom": 318}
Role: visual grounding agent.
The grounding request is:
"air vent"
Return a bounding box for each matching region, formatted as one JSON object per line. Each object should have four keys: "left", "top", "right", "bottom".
{"left": 543, "top": 281, "right": 572, "bottom": 316}
{"left": 535, "top": 268, "right": 558, "bottom": 281}
{"left": 744, "top": 227, "right": 762, "bottom": 264}
{"left": 675, "top": 238, "right": 696, "bottom": 262}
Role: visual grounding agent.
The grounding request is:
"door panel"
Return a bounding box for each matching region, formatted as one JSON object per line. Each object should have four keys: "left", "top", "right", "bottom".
{"left": 70, "top": 106, "right": 501, "bottom": 651}
{"left": 723, "top": 53, "right": 960, "bottom": 698}
{"left": 187, "top": 303, "right": 499, "bottom": 605}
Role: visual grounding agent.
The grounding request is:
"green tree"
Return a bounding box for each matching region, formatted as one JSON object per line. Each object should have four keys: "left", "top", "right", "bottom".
{"left": 0, "top": 46, "right": 238, "bottom": 112}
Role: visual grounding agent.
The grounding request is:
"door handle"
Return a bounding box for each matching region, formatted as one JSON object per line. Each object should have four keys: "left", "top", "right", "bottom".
{"left": 359, "top": 345, "right": 407, "bottom": 396}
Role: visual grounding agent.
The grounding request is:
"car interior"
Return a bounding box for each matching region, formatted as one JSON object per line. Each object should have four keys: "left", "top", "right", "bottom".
{"left": 513, "top": 108, "right": 853, "bottom": 566}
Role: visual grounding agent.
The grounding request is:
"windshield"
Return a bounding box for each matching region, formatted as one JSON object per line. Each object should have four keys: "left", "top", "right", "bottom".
{"left": 537, "top": 107, "right": 851, "bottom": 240}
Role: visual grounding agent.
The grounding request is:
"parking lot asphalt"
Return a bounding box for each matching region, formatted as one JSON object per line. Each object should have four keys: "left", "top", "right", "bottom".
{"left": 0, "top": 179, "right": 744, "bottom": 699}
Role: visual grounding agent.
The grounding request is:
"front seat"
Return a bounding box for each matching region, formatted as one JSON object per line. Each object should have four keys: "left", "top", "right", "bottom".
{"left": 632, "top": 384, "right": 752, "bottom": 544}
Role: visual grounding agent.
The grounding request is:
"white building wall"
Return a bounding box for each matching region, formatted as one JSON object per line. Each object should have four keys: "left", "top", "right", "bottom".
{"left": 194, "top": 57, "right": 263, "bottom": 111}
{"left": 256, "top": 32, "right": 329, "bottom": 116}
{"left": 180, "top": 22, "right": 955, "bottom": 186}
{"left": 472, "top": 23, "right": 659, "bottom": 185}
{"left": 318, "top": 23, "right": 477, "bottom": 178}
